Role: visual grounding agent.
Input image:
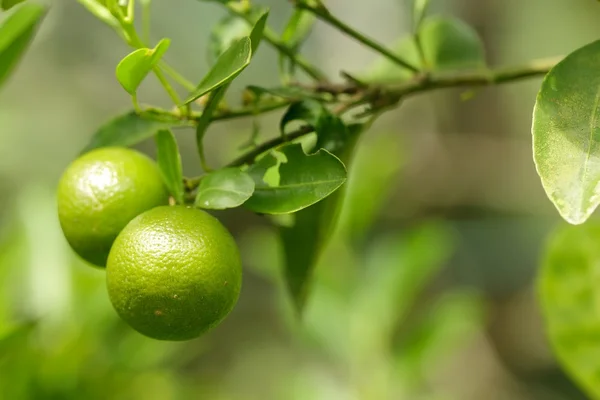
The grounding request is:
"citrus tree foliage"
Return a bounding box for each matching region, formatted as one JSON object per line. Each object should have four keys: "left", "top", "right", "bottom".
{"left": 6, "top": 0, "right": 600, "bottom": 396}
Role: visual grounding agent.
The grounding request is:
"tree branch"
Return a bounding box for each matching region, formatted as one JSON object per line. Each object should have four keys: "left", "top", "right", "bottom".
{"left": 166, "top": 55, "right": 562, "bottom": 193}
{"left": 350, "top": 57, "right": 562, "bottom": 111}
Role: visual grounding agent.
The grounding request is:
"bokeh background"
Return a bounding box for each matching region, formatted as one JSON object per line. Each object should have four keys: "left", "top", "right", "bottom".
{"left": 0, "top": 0, "right": 597, "bottom": 398}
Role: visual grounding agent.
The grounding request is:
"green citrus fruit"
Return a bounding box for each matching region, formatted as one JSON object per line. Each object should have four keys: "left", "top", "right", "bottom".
{"left": 106, "top": 205, "right": 242, "bottom": 341}
{"left": 57, "top": 147, "right": 170, "bottom": 267}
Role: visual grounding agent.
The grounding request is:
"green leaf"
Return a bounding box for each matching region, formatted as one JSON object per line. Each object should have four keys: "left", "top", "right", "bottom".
{"left": 195, "top": 13, "right": 267, "bottom": 162}
{"left": 248, "top": 9, "right": 268, "bottom": 56}
{"left": 532, "top": 40, "right": 600, "bottom": 225}
{"left": 207, "top": 10, "right": 268, "bottom": 65}
{"left": 0, "top": 3, "right": 46, "bottom": 89}
{"left": 116, "top": 38, "right": 170, "bottom": 95}
{"left": 195, "top": 168, "right": 255, "bottom": 210}
{"left": 278, "top": 124, "right": 363, "bottom": 311}
{"left": 419, "top": 15, "right": 486, "bottom": 71}
{"left": 208, "top": 16, "right": 252, "bottom": 66}
{"left": 154, "top": 129, "right": 184, "bottom": 204}
{"left": 244, "top": 143, "right": 347, "bottom": 215}
{"left": 412, "top": 0, "right": 430, "bottom": 31}
{"left": 184, "top": 36, "right": 251, "bottom": 104}
{"left": 539, "top": 222, "right": 600, "bottom": 399}
{"left": 1, "top": 0, "right": 26, "bottom": 11}
{"left": 83, "top": 111, "right": 185, "bottom": 153}
{"left": 280, "top": 100, "right": 348, "bottom": 153}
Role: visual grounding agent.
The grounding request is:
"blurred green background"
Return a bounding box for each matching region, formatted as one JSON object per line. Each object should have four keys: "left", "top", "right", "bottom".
{"left": 0, "top": 0, "right": 598, "bottom": 399}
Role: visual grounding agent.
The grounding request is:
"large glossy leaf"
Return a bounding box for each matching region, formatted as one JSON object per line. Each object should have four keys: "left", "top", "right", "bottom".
{"left": 244, "top": 143, "right": 347, "bottom": 215}
{"left": 184, "top": 36, "right": 251, "bottom": 104}
{"left": 533, "top": 40, "right": 600, "bottom": 225}
{"left": 155, "top": 129, "right": 184, "bottom": 204}
{"left": 83, "top": 111, "right": 185, "bottom": 153}
{"left": 419, "top": 15, "right": 486, "bottom": 71}
{"left": 0, "top": 3, "right": 46, "bottom": 88}
{"left": 278, "top": 124, "right": 362, "bottom": 311}
{"left": 116, "top": 39, "right": 170, "bottom": 95}
{"left": 539, "top": 222, "right": 600, "bottom": 399}
{"left": 195, "top": 168, "right": 255, "bottom": 210}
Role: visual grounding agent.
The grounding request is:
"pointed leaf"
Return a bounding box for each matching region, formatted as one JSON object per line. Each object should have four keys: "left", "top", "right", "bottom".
{"left": 248, "top": 9, "right": 268, "bottom": 56}
{"left": 539, "top": 222, "right": 600, "bottom": 399}
{"left": 116, "top": 38, "right": 170, "bottom": 95}
{"left": 184, "top": 36, "right": 251, "bottom": 104}
{"left": 419, "top": 15, "right": 486, "bottom": 71}
{"left": 207, "top": 10, "right": 268, "bottom": 65}
{"left": 533, "top": 40, "right": 600, "bottom": 225}
{"left": 0, "top": 3, "right": 46, "bottom": 88}
{"left": 412, "top": 0, "right": 431, "bottom": 30}
{"left": 154, "top": 129, "right": 184, "bottom": 204}
{"left": 195, "top": 168, "right": 255, "bottom": 210}
{"left": 83, "top": 111, "right": 185, "bottom": 152}
{"left": 279, "top": 124, "right": 363, "bottom": 311}
{"left": 245, "top": 143, "right": 347, "bottom": 215}
{"left": 208, "top": 15, "right": 252, "bottom": 66}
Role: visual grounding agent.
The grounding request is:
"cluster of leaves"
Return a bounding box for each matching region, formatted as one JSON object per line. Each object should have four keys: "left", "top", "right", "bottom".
{"left": 72, "top": 0, "right": 494, "bottom": 313}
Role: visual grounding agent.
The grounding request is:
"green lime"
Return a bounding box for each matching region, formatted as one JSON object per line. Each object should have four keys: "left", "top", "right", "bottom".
{"left": 57, "top": 147, "right": 170, "bottom": 267}
{"left": 106, "top": 205, "right": 242, "bottom": 341}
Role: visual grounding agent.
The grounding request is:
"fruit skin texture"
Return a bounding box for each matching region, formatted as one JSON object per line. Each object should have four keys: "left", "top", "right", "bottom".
{"left": 57, "top": 147, "right": 170, "bottom": 267}
{"left": 106, "top": 205, "right": 242, "bottom": 341}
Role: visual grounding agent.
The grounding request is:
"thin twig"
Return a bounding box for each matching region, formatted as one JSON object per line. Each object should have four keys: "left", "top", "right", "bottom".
{"left": 296, "top": 1, "right": 419, "bottom": 73}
